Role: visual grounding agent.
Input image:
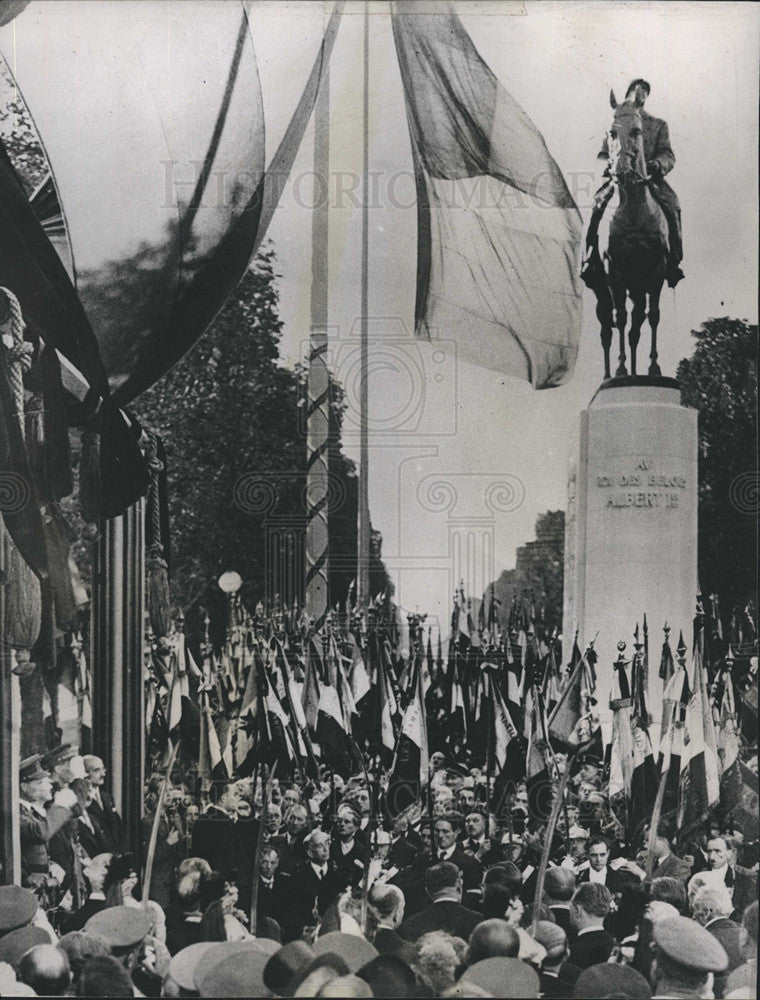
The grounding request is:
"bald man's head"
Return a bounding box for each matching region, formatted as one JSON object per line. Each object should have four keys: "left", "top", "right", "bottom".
{"left": 466, "top": 919, "right": 520, "bottom": 965}
{"left": 18, "top": 945, "right": 71, "bottom": 996}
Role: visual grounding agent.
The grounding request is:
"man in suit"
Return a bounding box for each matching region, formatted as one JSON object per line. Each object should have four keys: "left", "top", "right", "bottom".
{"left": 368, "top": 883, "right": 417, "bottom": 965}
{"left": 598, "top": 78, "right": 684, "bottom": 287}
{"left": 544, "top": 866, "right": 576, "bottom": 936}
{"left": 269, "top": 804, "right": 310, "bottom": 874}
{"left": 82, "top": 756, "right": 124, "bottom": 853}
{"left": 429, "top": 812, "right": 482, "bottom": 900}
{"left": 576, "top": 836, "right": 640, "bottom": 895}
{"left": 255, "top": 845, "right": 290, "bottom": 936}
{"left": 692, "top": 883, "right": 743, "bottom": 998}
{"left": 164, "top": 871, "right": 204, "bottom": 955}
{"left": 388, "top": 816, "right": 417, "bottom": 870}
{"left": 460, "top": 808, "right": 500, "bottom": 868}
{"left": 190, "top": 782, "right": 254, "bottom": 891}
{"left": 397, "top": 862, "right": 482, "bottom": 942}
{"left": 286, "top": 830, "right": 349, "bottom": 941}
{"left": 532, "top": 921, "right": 580, "bottom": 1000}
{"left": 330, "top": 803, "right": 365, "bottom": 886}
{"left": 705, "top": 835, "right": 758, "bottom": 920}
{"left": 567, "top": 883, "right": 616, "bottom": 970}
{"left": 650, "top": 835, "right": 691, "bottom": 884}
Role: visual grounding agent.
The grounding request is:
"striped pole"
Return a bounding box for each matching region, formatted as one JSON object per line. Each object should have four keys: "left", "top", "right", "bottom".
{"left": 305, "top": 48, "right": 330, "bottom": 634}
{"left": 357, "top": 0, "right": 371, "bottom": 609}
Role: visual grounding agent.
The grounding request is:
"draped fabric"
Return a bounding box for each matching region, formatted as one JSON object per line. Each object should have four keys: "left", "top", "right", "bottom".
{"left": 391, "top": 2, "right": 582, "bottom": 388}
{"left": 0, "top": 2, "right": 343, "bottom": 406}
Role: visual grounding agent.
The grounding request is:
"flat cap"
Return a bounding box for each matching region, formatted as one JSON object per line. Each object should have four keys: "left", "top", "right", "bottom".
{"left": 574, "top": 962, "right": 652, "bottom": 999}
{"left": 84, "top": 905, "right": 151, "bottom": 952}
{"left": 312, "top": 932, "right": 378, "bottom": 972}
{"left": 653, "top": 916, "right": 728, "bottom": 973}
{"left": 197, "top": 946, "right": 270, "bottom": 998}
{"left": 19, "top": 755, "right": 48, "bottom": 783}
{"left": 460, "top": 957, "right": 539, "bottom": 998}
{"left": 167, "top": 942, "right": 216, "bottom": 994}
{"left": 0, "top": 887, "right": 37, "bottom": 935}
{"left": 39, "top": 744, "right": 77, "bottom": 769}
{"left": 0, "top": 924, "right": 50, "bottom": 968}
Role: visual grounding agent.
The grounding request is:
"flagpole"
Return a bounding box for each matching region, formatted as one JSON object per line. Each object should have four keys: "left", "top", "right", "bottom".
{"left": 356, "top": 0, "right": 370, "bottom": 610}
{"left": 142, "top": 740, "right": 179, "bottom": 906}
{"left": 305, "top": 23, "right": 331, "bottom": 634}
{"left": 531, "top": 761, "right": 572, "bottom": 937}
{"left": 250, "top": 760, "right": 277, "bottom": 934}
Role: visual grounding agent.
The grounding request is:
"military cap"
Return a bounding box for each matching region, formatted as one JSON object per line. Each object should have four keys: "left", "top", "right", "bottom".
{"left": 0, "top": 924, "right": 50, "bottom": 968}
{"left": 574, "top": 962, "right": 652, "bottom": 998}
{"left": 460, "top": 956, "right": 540, "bottom": 998}
{"left": 197, "top": 946, "right": 270, "bottom": 998}
{"left": 84, "top": 905, "right": 151, "bottom": 952}
{"left": 263, "top": 940, "right": 315, "bottom": 995}
{"left": 19, "top": 755, "right": 48, "bottom": 783}
{"left": 652, "top": 916, "right": 728, "bottom": 973}
{"left": 0, "top": 886, "right": 38, "bottom": 935}
{"left": 167, "top": 942, "right": 216, "bottom": 994}
{"left": 312, "top": 932, "right": 378, "bottom": 973}
{"left": 39, "top": 744, "right": 77, "bottom": 770}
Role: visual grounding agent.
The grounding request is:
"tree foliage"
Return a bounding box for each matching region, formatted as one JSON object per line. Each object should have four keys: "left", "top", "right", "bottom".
{"left": 133, "top": 248, "right": 390, "bottom": 638}
{"left": 486, "top": 510, "right": 565, "bottom": 633}
{"left": 677, "top": 317, "right": 758, "bottom": 611}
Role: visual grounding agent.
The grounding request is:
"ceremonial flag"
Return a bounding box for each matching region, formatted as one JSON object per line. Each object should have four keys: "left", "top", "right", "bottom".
{"left": 525, "top": 685, "right": 552, "bottom": 821}
{"left": 715, "top": 662, "right": 744, "bottom": 818}
{"left": 609, "top": 655, "right": 634, "bottom": 800}
{"left": 391, "top": 2, "right": 582, "bottom": 387}
{"left": 659, "top": 626, "right": 675, "bottom": 683}
{"left": 387, "top": 660, "right": 429, "bottom": 818}
{"left": 347, "top": 634, "right": 371, "bottom": 707}
{"left": 629, "top": 641, "right": 657, "bottom": 839}
{"left": 377, "top": 649, "right": 399, "bottom": 762}
{"left": 316, "top": 680, "right": 356, "bottom": 779}
{"left": 548, "top": 639, "right": 585, "bottom": 750}
{"left": 302, "top": 638, "right": 322, "bottom": 733}
{"left": 678, "top": 627, "right": 720, "bottom": 833}
{"left": 234, "top": 654, "right": 258, "bottom": 773}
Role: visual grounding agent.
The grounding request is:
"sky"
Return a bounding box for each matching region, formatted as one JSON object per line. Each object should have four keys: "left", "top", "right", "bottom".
{"left": 1, "top": 1, "right": 758, "bottom": 638}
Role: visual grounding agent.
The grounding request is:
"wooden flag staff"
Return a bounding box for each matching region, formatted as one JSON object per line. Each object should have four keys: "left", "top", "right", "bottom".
{"left": 142, "top": 740, "right": 180, "bottom": 907}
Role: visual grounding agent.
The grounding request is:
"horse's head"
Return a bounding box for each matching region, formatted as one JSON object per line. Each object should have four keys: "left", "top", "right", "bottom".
{"left": 607, "top": 91, "right": 648, "bottom": 185}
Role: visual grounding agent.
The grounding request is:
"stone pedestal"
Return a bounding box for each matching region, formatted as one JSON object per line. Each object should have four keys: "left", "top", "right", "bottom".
{"left": 563, "top": 378, "right": 698, "bottom": 745}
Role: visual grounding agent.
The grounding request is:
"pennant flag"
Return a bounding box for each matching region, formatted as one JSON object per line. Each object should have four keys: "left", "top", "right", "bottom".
{"left": 387, "top": 661, "right": 429, "bottom": 819}
{"left": 391, "top": 2, "right": 582, "bottom": 387}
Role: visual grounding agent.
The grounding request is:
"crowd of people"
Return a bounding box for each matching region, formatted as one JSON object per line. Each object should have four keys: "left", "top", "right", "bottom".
{"left": 2, "top": 733, "right": 757, "bottom": 997}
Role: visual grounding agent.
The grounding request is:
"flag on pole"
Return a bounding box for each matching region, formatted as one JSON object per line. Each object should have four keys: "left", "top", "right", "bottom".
{"left": 678, "top": 626, "right": 720, "bottom": 833}
{"left": 548, "top": 639, "right": 585, "bottom": 750}
{"left": 316, "top": 680, "right": 356, "bottom": 779}
{"left": 629, "top": 639, "right": 657, "bottom": 838}
{"left": 387, "top": 660, "right": 429, "bottom": 818}
{"left": 391, "top": 2, "right": 582, "bottom": 388}
{"left": 609, "top": 652, "right": 635, "bottom": 801}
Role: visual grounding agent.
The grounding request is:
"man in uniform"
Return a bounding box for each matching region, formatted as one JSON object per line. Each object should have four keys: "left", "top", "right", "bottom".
{"left": 18, "top": 756, "right": 79, "bottom": 900}
{"left": 599, "top": 78, "right": 684, "bottom": 287}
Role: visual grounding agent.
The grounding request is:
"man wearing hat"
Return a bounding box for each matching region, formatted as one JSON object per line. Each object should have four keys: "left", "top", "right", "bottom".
{"left": 39, "top": 744, "right": 78, "bottom": 791}
{"left": 598, "top": 78, "right": 684, "bottom": 287}
{"left": 651, "top": 915, "right": 728, "bottom": 998}
{"left": 18, "top": 755, "right": 79, "bottom": 895}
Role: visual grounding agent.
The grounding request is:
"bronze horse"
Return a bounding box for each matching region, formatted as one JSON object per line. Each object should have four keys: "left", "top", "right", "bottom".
{"left": 583, "top": 93, "right": 669, "bottom": 379}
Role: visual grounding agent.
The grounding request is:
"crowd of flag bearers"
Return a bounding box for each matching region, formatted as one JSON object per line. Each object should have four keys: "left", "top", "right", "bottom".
{"left": 2, "top": 588, "right": 757, "bottom": 997}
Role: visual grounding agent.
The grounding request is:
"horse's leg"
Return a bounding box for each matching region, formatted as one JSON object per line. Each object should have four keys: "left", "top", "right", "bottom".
{"left": 594, "top": 282, "right": 614, "bottom": 380}
{"left": 648, "top": 279, "right": 664, "bottom": 376}
{"left": 610, "top": 270, "right": 628, "bottom": 377}
{"left": 628, "top": 288, "right": 646, "bottom": 377}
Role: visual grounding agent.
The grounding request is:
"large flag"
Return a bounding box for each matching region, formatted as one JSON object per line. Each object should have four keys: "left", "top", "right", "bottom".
{"left": 316, "top": 679, "right": 357, "bottom": 779}
{"left": 548, "top": 640, "right": 585, "bottom": 750}
{"left": 609, "top": 656, "right": 635, "bottom": 801}
{"left": 525, "top": 685, "right": 552, "bottom": 821}
{"left": 387, "top": 661, "right": 429, "bottom": 818}
{"left": 391, "top": 2, "right": 582, "bottom": 388}
{"left": 629, "top": 643, "right": 657, "bottom": 839}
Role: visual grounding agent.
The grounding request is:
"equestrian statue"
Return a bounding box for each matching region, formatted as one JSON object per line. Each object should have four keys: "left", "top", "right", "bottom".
{"left": 582, "top": 79, "right": 684, "bottom": 380}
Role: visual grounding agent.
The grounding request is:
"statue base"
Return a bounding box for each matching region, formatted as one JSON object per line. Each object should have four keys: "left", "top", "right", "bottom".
{"left": 562, "top": 379, "right": 698, "bottom": 748}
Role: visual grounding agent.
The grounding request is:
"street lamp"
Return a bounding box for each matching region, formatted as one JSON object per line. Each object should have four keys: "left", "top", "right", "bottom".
{"left": 218, "top": 571, "right": 242, "bottom": 631}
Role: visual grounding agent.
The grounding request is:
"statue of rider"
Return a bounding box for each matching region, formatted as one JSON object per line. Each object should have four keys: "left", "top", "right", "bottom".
{"left": 598, "top": 79, "right": 684, "bottom": 288}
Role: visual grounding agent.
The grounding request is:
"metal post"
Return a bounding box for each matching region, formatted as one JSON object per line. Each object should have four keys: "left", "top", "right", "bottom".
{"left": 0, "top": 529, "right": 21, "bottom": 884}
